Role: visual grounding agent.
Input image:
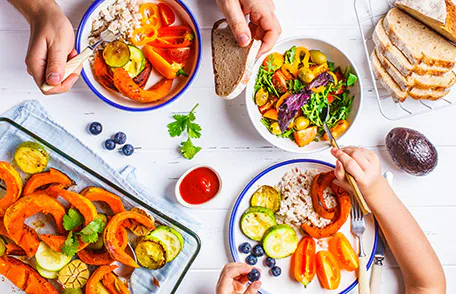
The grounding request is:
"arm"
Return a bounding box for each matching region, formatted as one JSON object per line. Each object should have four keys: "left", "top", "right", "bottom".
{"left": 8, "top": 0, "right": 80, "bottom": 94}
{"left": 331, "top": 147, "right": 446, "bottom": 294}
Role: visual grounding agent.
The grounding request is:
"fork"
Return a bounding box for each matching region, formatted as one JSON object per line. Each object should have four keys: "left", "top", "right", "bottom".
{"left": 351, "top": 197, "right": 370, "bottom": 294}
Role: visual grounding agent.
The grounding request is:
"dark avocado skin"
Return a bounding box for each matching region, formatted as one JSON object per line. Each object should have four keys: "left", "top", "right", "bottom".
{"left": 385, "top": 127, "right": 438, "bottom": 176}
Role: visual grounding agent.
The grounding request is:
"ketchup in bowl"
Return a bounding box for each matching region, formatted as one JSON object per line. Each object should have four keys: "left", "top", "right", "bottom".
{"left": 178, "top": 167, "right": 221, "bottom": 205}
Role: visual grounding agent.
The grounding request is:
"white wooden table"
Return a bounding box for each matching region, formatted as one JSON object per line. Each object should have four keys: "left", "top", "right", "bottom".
{"left": 1, "top": 0, "right": 455, "bottom": 293}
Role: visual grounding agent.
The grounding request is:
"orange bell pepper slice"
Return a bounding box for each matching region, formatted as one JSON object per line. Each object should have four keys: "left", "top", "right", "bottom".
{"left": 291, "top": 237, "right": 316, "bottom": 287}
{"left": 148, "top": 25, "right": 194, "bottom": 48}
{"left": 139, "top": 3, "right": 161, "bottom": 27}
{"left": 143, "top": 45, "right": 184, "bottom": 79}
{"left": 131, "top": 25, "right": 159, "bottom": 47}
{"left": 282, "top": 46, "right": 310, "bottom": 78}
{"left": 328, "top": 232, "right": 359, "bottom": 271}
{"left": 316, "top": 250, "right": 341, "bottom": 290}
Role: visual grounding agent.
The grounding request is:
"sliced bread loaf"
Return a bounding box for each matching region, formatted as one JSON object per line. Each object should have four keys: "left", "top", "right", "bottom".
{"left": 383, "top": 8, "right": 456, "bottom": 68}
{"left": 409, "top": 87, "right": 450, "bottom": 100}
{"left": 376, "top": 49, "right": 456, "bottom": 91}
{"left": 212, "top": 19, "right": 261, "bottom": 100}
{"left": 395, "top": 0, "right": 456, "bottom": 43}
{"left": 373, "top": 19, "right": 450, "bottom": 76}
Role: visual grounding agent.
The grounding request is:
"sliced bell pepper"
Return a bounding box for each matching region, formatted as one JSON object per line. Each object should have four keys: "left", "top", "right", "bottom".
{"left": 131, "top": 25, "right": 159, "bottom": 47}
{"left": 139, "top": 3, "right": 161, "bottom": 27}
{"left": 282, "top": 47, "right": 310, "bottom": 78}
{"left": 149, "top": 25, "right": 194, "bottom": 48}
{"left": 291, "top": 237, "right": 316, "bottom": 287}
{"left": 158, "top": 3, "right": 175, "bottom": 26}
{"left": 316, "top": 251, "right": 341, "bottom": 290}
{"left": 328, "top": 232, "right": 359, "bottom": 271}
{"left": 143, "top": 45, "right": 185, "bottom": 79}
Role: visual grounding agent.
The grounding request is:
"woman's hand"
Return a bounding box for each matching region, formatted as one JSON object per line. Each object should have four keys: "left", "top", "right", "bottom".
{"left": 216, "top": 0, "right": 281, "bottom": 55}
{"left": 216, "top": 263, "right": 261, "bottom": 294}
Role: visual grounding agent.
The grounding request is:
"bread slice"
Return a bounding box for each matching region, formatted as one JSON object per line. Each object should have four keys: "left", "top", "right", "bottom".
{"left": 376, "top": 49, "right": 456, "bottom": 91}
{"left": 212, "top": 19, "right": 261, "bottom": 100}
{"left": 383, "top": 8, "right": 456, "bottom": 68}
{"left": 395, "top": 0, "right": 456, "bottom": 43}
{"left": 409, "top": 87, "right": 450, "bottom": 100}
{"left": 373, "top": 19, "right": 450, "bottom": 76}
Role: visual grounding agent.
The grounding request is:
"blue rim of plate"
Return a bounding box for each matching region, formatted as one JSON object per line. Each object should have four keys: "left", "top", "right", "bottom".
{"left": 75, "top": 0, "right": 202, "bottom": 112}
{"left": 228, "top": 159, "right": 378, "bottom": 294}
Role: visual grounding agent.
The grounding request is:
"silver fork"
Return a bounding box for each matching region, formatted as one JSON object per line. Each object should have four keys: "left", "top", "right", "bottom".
{"left": 351, "top": 197, "right": 370, "bottom": 294}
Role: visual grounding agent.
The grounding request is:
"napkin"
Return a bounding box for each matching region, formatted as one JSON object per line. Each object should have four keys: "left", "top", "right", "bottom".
{"left": 0, "top": 100, "right": 201, "bottom": 293}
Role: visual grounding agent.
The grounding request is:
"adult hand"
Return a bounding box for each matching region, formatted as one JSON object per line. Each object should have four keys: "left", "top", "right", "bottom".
{"left": 26, "top": 4, "right": 80, "bottom": 94}
{"left": 216, "top": 263, "right": 261, "bottom": 294}
{"left": 216, "top": 0, "right": 281, "bottom": 55}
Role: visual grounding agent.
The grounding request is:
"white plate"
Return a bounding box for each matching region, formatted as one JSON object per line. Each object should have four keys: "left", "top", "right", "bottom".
{"left": 229, "top": 159, "right": 377, "bottom": 294}
{"left": 245, "top": 37, "right": 363, "bottom": 153}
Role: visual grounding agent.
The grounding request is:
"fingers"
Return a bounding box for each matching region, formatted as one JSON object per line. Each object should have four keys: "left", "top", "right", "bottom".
{"left": 25, "top": 38, "right": 48, "bottom": 86}
{"left": 42, "top": 72, "right": 79, "bottom": 95}
{"left": 244, "top": 281, "right": 261, "bottom": 294}
{"left": 221, "top": 263, "right": 254, "bottom": 280}
{"left": 330, "top": 148, "right": 364, "bottom": 180}
{"left": 339, "top": 147, "right": 371, "bottom": 172}
{"left": 220, "top": 0, "right": 251, "bottom": 47}
{"left": 45, "top": 43, "right": 68, "bottom": 86}
{"left": 335, "top": 160, "right": 346, "bottom": 182}
{"left": 257, "top": 12, "right": 281, "bottom": 55}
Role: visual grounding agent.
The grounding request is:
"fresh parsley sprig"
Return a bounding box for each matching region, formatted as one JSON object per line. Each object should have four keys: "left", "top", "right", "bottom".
{"left": 167, "top": 104, "right": 202, "bottom": 160}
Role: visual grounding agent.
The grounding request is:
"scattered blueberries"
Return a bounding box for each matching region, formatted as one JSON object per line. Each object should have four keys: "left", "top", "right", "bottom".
{"left": 245, "top": 255, "right": 257, "bottom": 265}
{"left": 271, "top": 266, "right": 282, "bottom": 277}
{"left": 113, "top": 132, "right": 127, "bottom": 144}
{"left": 265, "top": 257, "right": 276, "bottom": 268}
{"left": 88, "top": 122, "right": 103, "bottom": 135}
{"left": 251, "top": 245, "right": 264, "bottom": 257}
{"left": 122, "top": 144, "right": 134, "bottom": 156}
{"left": 239, "top": 242, "right": 252, "bottom": 254}
{"left": 247, "top": 269, "right": 261, "bottom": 282}
{"left": 104, "top": 139, "right": 116, "bottom": 150}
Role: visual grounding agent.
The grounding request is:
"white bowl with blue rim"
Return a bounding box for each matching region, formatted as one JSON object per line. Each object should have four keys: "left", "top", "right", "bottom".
{"left": 76, "top": 0, "right": 202, "bottom": 112}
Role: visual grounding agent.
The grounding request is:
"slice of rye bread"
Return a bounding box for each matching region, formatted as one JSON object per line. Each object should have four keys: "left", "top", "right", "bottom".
{"left": 383, "top": 8, "right": 456, "bottom": 68}
{"left": 395, "top": 0, "right": 456, "bottom": 43}
{"left": 373, "top": 18, "right": 451, "bottom": 76}
{"left": 376, "top": 49, "right": 456, "bottom": 91}
{"left": 212, "top": 19, "right": 261, "bottom": 100}
{"left": 371, "top": 51, "right": 450, "bottom": 102}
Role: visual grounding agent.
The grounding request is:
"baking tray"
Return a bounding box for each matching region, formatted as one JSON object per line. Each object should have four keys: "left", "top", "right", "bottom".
{"left": 354, "top": 0, "right": 456, "bottom": 120}
{"left": 0, "top": 117, "right": 201, "bottom": 294}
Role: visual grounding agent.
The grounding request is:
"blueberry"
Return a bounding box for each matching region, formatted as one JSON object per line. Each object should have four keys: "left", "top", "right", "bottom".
{"left": 247, "top": 269, "right": 261, "bottom": 282}
{"left": 271, "top": 266, "right": 281, "bottom": 277}
{"left": 245, "top": 255, "right": 257, "bottom": 265}
{"left": 251, "top": 245, "right": 264, "bottom": 257}
{"left": 113, "top": 132, "right": 127, "bottom": 144}
{"left": 239, "top": 242, "right": 252, "bottom": 254}
{"left": 265, "top": 257, "right": 276, "bottom": 268}
{"left": 88, "top": 122, "right": 102, "bottom": 135}
{"left": 104, "top": 139, "right": 116, "bottom": 150}
{"left": 122, "top": 144, "right": 134, "bottom": 156}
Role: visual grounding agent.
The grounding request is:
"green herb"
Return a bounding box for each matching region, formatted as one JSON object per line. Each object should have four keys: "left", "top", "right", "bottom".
{"left": 168, "top": 104, "right": 202, "bottom": 160}
{"left": 260, "top": 118, "right": 272, "bottom": 129}
{"left": 346, "top": 73, "right": 358, "bottom": 87}
{"left": 79, "top": 218, "right": 105, "bottom": 244}
{"left": 328, "top": 61, "right": 335, "bottom": 72}
{"left": 292, "top": 79, "right": 305, "bottom": 94}
{"left": 265, "top": 54, "right": 276, "bottom": 72}
{"left": 181, "top": 137, "right": 201, "bottom": 160}
{"left": 63, "top": 208, "right": 83, "bottom": 231}
{"left": 284, "top": 46, "right": 296, "bottom": 64}
{"left": 279, "top": 128, "right": 294, "bottom": 139}
{"left": 176, "top": 68, "right": 188, "bottom": 77}
{"left": 62, "top": 231, "right": 79, "bottom": 257}
{"left": 253, "top": 66, "right": 279, "bottom": 100}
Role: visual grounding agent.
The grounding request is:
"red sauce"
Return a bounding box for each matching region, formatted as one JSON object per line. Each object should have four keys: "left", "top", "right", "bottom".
{"left": 179, "top": 167, "right": 220, "bottom": 205}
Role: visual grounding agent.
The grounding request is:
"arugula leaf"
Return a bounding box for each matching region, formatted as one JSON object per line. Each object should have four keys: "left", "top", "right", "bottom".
{"left": 180, "top": 138, "right": 201, "bottom": 160}
{"left": 260, "top": 118, "right": 272, "bottom": 129}
{"left": 176, "top": 68, "right": 188, "bottom": 77}
{"left": 167, "top": 104, "right": 200, "bottom": 137}
{"left": 79, "top": 218, "right": 105, "bottom": 244}
{"left": 327, "top": 61, "right": 335, "bottom": 72}
{"left": 62, "top": 231, "right": 79, "bottom": 257}
{"left": 279, "top": 128, "right": 294, "bottom": 139}
{"left": 284, "top": 46, "right": 296, "bottom": 64}
{"left": 346, "top": 73, "right": 358, "bottom": 87}
{"left": 292, "top": 79, "right": 305, "bottom": 94}
{"left": 265, "top": 55, "right": 276, "bottom": 72}
{"left": 63, "top": 208, "right": 83, "bottom": 231}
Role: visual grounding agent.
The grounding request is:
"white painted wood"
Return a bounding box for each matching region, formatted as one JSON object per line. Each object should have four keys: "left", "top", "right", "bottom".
{"left": 0, "top": 0, "right": 455, "bottom": 293}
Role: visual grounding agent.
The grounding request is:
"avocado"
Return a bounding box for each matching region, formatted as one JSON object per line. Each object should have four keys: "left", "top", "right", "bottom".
{"left": 385, "top": 127, "right": 438, "bottom": 176}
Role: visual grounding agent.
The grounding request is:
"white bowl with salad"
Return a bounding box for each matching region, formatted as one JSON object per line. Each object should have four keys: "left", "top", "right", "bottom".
{"left": 245, "top": 37, "right": 362, "bottom": 153}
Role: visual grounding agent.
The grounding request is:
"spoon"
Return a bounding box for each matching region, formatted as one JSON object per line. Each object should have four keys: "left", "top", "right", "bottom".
{"left": 319, "top": 105, "right": 371, "bottom": 215}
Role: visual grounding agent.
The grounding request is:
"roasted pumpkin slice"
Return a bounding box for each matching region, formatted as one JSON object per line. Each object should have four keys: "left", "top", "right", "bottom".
{"left": 23, "top": 168, "right": 74, "bottom": 195}
{"left": 40, "top": 234, "right": 88, "bottom": 252}
{"left": 80, "top": 187, "right": 126, "bottom": 214}
{"left": 311, "top": 172, "right": 337, "bottom": 219}
{"left": 102, "top": 272, "right": 130, "bottom": 294}
{"left": 127, "top": 207, "right": 154, "bottom": 236}
{"left": 86, "top": 265, "right": 118, "bottom": 294}
{"left": 46, "top": 186, "right": 97, "bottom": 226}
{"left": 4, "top": 193, "right": 66, "bottom": 257}
{"left": 77, "top": 247, "right": 115, "bottom": 266}
{"left": 104, "top": 211, "right": 156, "bottom": 268}
{"left": 0, "top": 162, "right": 22, "bottom": 216}
{"left": 5, "top": 242, "right": 26, "bottom": 256}
{"left": 0, "top": 256, "right": 58, "bottom": 294}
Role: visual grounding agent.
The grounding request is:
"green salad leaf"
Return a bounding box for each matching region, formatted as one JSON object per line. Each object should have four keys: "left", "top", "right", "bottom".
{"left": 79, "top": 218, "right": 105, "bottom": 244}
{"left": 284, "top": 46, "right": 296, "bottom": 64}
{"left": 181, "top": 138, "right": 201, "bottom": 160}
{"left": 346, "top": 73, "right": 358, "bottom": 87}
{"left": 63, "top": 208, "right": 83, "bottom": 231}
{"left": 62, "top": 231, "right": 79, "bottom": 257}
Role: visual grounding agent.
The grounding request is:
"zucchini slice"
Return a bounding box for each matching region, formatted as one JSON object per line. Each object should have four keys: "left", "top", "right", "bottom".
{"left": 123, "top": 45, "right": 146, "bottom": 78}
{"left": 262, "top": 224, "right": 298, "bottom": 259}
{"left": 135, "top": 240, "right": 167, "bottom": 270}
{"left": 62, "top": 288, "right": 84, "bottom": 294}
{"left": 0, "top": 237, "right": 5, "bottom": 257}
{"left": 35, "top": 242, "right": 72, "bottom": 272}
{"left": 36, "top": 263, "right": 58, "bottom": 279}
{"left": 57, "top": 260, "right": 89, "bottom": 288}
{"left": 103, "top": 41, "right": 130, "bottom": 68}
{"left": 250, "top": 185, "right": 281, "bottom": 212}
{"left": 14, "top": 141, "right": 49, "bottom": 174}
{"left": 147, "top": 226, "right": 184, "bottom": 262}
{"left": 240, "top": 206, "right": 276, "bottom": 241}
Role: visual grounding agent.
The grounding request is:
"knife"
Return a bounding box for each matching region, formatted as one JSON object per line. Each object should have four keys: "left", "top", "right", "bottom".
{"left": 370, "top": 172, "right": 392, "bottom": 294}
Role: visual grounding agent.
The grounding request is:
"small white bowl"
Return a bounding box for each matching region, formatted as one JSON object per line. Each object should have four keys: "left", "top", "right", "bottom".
{"left": 175, "top": 165, "right": 222, "bottom": 208}
{"left": 245, "top": 37, "right": 363, "bottom": 154}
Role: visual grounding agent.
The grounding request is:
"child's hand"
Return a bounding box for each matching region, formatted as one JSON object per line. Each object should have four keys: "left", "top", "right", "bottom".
{"left": 216, "top": 263, "right": 261, "bottom": 294}
{"left": 330, "top": 147, "right": 385, "bottom": 199}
